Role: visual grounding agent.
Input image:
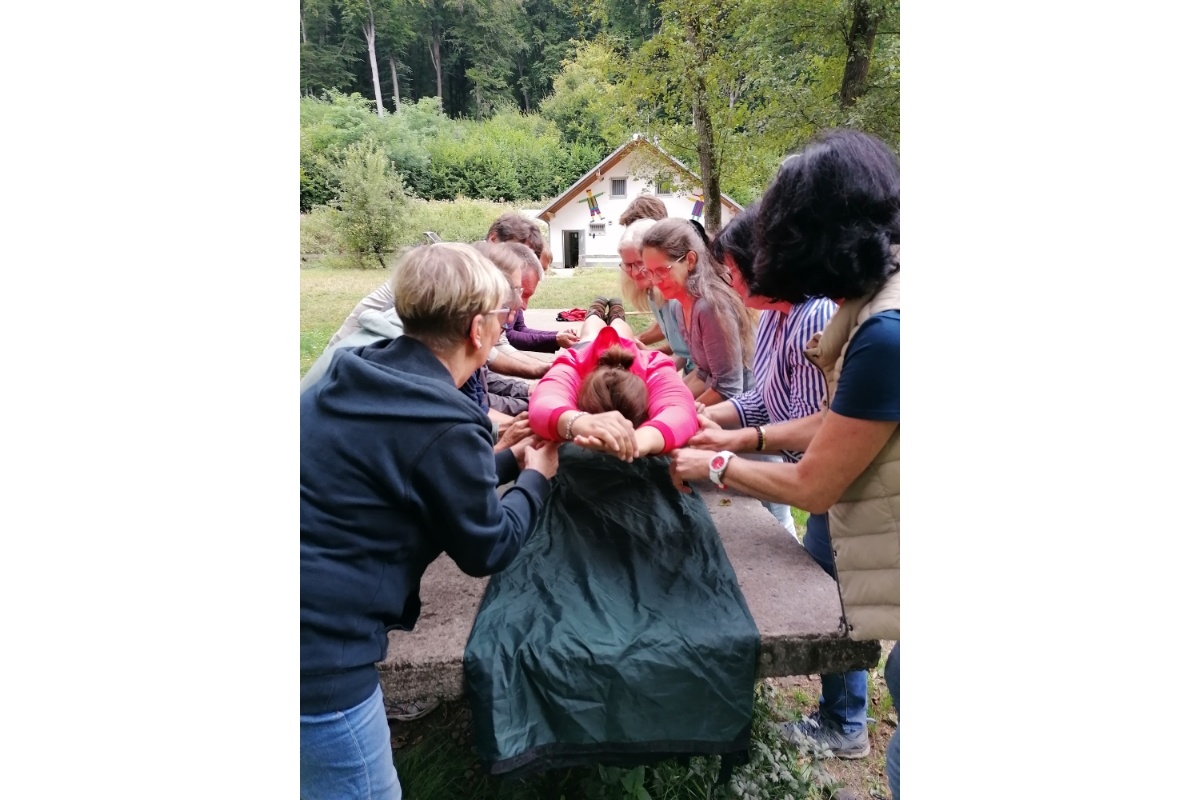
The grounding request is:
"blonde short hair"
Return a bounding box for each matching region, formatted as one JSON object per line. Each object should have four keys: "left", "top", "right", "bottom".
{"left": 618, "top": 218, "right": 660, "bottom": 313}
{"left": 391, "top": 243, "right": 509, "bottom": 352}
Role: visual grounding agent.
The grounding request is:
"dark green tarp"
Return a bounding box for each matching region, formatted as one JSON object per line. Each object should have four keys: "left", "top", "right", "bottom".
{"left": 463, "top": 446, "right": 760, "bottom": 776}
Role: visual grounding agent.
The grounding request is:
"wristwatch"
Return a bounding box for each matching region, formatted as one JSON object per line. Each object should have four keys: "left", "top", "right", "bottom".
{"left": 708, "top": 451, "right": 736, "bottom": 489}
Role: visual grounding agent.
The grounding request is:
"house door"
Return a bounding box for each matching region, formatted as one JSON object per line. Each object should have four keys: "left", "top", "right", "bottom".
{"left": 563, "top": 230, "right": 581, "bottom": 269}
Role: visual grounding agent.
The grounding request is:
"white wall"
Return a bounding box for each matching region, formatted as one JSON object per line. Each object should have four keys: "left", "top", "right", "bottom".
{"left": 543, "top": 150, "right": 736, "bottom": 267}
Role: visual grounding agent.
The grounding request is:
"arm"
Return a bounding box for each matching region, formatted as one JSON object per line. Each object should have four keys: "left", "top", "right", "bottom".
{"left": 683, "top": 369, "right": 707, "bottom": 398}
{"left": 637, "top": 320, "right": 666, "bottom": 346}
{"left": 693, "top": 301, "right": 746, "bottom": 402}
{"left": 488, "top": 348, "right": 551, "bottom": 379}
{"left": 671, "top": 413, "right": 897, "bottom": 513}
{"left": 687, "top": 409, "right": 823, "bottom": 454}
{"left": 527, "top": 358, "right": 582, "bottom": 440}
{"left": 326, "top": 282, "right": 395, "bottom": 349}
{"left": 505, "top": 308, "right": 572, "bottom": 353}
{"left": 413, "top": 422, "right": 553, "bottom": 577}
{"left": 701, "top": 399, "right": 747, "bottom": 429}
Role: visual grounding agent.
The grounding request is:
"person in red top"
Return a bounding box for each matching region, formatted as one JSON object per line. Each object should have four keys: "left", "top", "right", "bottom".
{"left": 528, "top": 310, "right": 699, "bottom": 462}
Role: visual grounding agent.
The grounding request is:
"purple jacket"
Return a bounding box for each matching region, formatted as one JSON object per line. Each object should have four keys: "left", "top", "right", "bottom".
{"left": 505, "top": 308, "right": 559, "bottom": 352}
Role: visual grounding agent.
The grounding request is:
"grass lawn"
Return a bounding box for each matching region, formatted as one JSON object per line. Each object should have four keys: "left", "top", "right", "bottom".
{"left": 301, "top": 266, "right": 649, "bottom": 376}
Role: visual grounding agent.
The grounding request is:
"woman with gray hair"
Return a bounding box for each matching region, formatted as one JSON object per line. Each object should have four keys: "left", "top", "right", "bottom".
{"left": 616, "top": 218, "right": 693, "bottom": 374}
{"left": 300, "top": 242, "right": 561, "bottom": 800}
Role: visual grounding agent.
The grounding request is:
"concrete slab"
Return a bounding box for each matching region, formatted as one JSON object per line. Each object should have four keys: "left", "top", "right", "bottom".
{"left": 377, "top": 479, "right": 880, "bottom": 705}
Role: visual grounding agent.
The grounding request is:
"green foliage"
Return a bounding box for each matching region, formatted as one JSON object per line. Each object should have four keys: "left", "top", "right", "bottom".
{"left": 540, "top": 40, "right": 634, "bottom": 151}
{"left": 300, "top": 1, "right": 900, "bottom": 208}
{"left": 300, "top": 92, "right": 601, "bottom": 204}
{"left": 333, "top": 140, "right": 408, "bottom": 267}
{"left": 391, "top": 197, "right": 530, "bottom": 248}
{"left": 300, "top": 205, "right": 342, "bottom": 256}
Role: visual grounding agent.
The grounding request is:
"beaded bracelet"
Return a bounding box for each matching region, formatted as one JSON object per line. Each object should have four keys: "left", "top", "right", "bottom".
{"left": 755, "top": 425, "right": 765, "bottom": 452}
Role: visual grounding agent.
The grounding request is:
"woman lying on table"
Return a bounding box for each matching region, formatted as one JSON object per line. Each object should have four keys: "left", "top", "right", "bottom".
{"left": 528, "top": 303, "right": 699, "bottom": 462}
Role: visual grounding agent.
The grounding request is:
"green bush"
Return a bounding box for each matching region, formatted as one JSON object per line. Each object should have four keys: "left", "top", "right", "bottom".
{"left": 333, "top": 140, "right": 408, "bottom": 268}
{"left": 300, "top": 205, "right": 341, "bottom": 256}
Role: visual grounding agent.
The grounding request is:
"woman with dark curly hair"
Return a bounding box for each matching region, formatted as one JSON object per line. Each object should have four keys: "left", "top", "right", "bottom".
{"left": 669, "top": 129, "right": 901, "bottom": 799}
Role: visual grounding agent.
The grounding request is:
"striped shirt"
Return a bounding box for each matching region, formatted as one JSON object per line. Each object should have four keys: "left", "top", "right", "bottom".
{"left": 730, "top": 297, "right": 836, "bottom": 463}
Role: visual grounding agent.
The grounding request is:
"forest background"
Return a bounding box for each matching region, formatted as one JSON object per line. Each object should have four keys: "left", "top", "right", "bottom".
{"left": 300, "top": 0, "right": 899, "bottom": 251}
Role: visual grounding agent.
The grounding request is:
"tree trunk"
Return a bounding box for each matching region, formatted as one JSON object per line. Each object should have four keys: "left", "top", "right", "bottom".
{"left": 684, "top": 16, "right": 721, "bottom": 235}
{"left": 694, "top": 97, "right": 720, "bottom": 236}
{"left": 839, "top": 0, "right": 879, "bottom": 108}
{"left": 517, "top": 59, "right": 530, "bottom": 112}
{"left": 429, "top": 33, "right": 443, "bottom": 101}
{"left": 363, "top": 1, "right": 385, "bottom": 117}
{"left": 389, "top": 54, "right": 401, "bottom": 111}
{"left": 300, "top": 7, "right": 307, "bottom": 43}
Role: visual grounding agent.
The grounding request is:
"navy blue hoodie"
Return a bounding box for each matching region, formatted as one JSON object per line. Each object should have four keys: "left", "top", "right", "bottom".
{"left": 300, "top": 335, "right": 551, "bottom": 715}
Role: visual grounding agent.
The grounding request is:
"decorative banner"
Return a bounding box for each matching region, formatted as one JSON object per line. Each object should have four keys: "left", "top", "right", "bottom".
{"left": 688, "top": 193, "right": 704, "bottom": 221}
{"left": 578, "top": 188, "right": 605, "bottom": 220}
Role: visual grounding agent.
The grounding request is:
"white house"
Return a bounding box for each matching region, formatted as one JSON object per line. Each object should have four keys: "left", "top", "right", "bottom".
{"left": 536, "top": 134, "right": 743, "bottom": 268}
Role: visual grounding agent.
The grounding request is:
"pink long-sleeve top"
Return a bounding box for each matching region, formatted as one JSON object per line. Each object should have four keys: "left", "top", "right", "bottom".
{"left": 528, "top": 326, "right": 700, "bottom": 452}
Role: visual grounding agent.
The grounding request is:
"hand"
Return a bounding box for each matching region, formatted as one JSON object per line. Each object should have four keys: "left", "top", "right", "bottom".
{"left": 687, "top": 415, "right": 734, "bottom": 452}
{"left": 493, "top": 412, "right": 532, "bottom": 453}
{"left": 508, "top": 436, "right": 532, "bottom": 467}
{"left": 556, "top": 330, "right": 581, "bottom": 348}
{"left": 694, "top": 401, "right": 708, "bottom": 417}
{"left": 571, "top": 410, "right": 639, "bottom": 462}
{"left": 524, "top": 437, "right": 561, "bottom": 479}
{"left": 668, "top": 447, "right": 714, "bottom": 493}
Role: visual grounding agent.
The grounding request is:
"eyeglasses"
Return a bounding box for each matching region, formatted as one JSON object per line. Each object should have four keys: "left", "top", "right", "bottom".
{"left": 467, "top": 307, "right": 512, "bottom": 337}
{"left": 646, "top": 254, "right": 689, "bottom": 282}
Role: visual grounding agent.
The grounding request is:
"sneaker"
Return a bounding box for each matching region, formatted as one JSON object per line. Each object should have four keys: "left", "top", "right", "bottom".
{"left": 384, "top": 699, "right": 439, "bottom": 723}
{"left": 779, "top": 712, "right": 870, "bottom": 759}
{"left": 607, "top": 297, "right": 625, "bottom": 321}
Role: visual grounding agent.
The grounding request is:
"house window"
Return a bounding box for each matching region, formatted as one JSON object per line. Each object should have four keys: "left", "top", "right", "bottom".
{"left": 610, "top": 178, "right": 627, "bottom": 198}
{"left": 655, "top": 177, "right": 675, "bottom": 196}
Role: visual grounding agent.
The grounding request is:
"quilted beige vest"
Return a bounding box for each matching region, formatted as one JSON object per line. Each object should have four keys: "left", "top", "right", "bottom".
{"left": 804, "top": 261, "right": 900, "bottom": 642}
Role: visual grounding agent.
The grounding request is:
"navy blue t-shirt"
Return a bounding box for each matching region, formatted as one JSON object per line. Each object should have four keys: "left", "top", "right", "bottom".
{"left": 830, "top": 310, "right": 899, "bottom": 422}
{"left": 805, "top": 310, "right": 899, "bottom": 574}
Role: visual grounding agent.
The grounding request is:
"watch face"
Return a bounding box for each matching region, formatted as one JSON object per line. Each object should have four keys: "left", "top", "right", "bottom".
{"left": 711, "top": 456, "right": 726, "bottom": 470}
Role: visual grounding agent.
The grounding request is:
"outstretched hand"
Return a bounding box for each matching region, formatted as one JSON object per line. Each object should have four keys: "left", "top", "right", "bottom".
{"left": 687, "top": 415, "right": 734, "bottom": 452}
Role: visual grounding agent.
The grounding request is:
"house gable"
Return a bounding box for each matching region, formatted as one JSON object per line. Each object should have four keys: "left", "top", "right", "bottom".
{"left": 537, "top": 135, "right": 743, "bottom": 268}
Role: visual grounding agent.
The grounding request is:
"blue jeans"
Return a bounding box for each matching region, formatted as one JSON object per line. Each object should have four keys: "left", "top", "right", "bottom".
{"left": 885, "top": 642, "right": 900, "bottom": 799}
{"left": 301, "top": 683, "right": 403, "bottom": 800}
{"left": 802, "top": 516, "right": 868, "bottom": 736}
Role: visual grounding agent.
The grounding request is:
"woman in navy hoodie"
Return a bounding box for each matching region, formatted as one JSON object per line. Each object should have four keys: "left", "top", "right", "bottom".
{"left": 300, "top": 242, "right": 561, "bottom": 799}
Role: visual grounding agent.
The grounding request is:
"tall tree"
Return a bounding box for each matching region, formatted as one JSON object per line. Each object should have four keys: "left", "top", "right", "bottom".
{"left": 339, "top": 0, "right": 393, "bottom": 116}
{"left": 623, "top": 0, "right": 761, "bottom": 232}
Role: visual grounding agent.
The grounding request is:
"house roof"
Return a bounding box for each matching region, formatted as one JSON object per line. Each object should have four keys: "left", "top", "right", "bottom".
{"left": 536, "top": 134, "right": 744, "bottom": 222}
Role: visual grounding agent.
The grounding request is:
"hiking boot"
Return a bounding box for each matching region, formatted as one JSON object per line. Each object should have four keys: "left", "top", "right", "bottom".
{"left": 587, "top": 296, "right": 609, "bottom": 321}
{"left": 779, "top": 712, "right": 870, "bottom": 759}
{"left": 607, "top": 297, "right": 625, "bottom": 321}
{"left": 384, "top": 699, "right": 439, "bottom": 723}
